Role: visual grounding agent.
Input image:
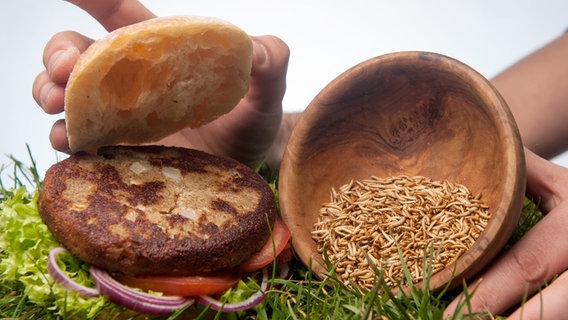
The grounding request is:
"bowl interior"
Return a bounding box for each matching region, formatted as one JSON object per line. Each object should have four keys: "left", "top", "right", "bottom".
{"left": 279, "top": 51, "right": 525, "bottom": 291}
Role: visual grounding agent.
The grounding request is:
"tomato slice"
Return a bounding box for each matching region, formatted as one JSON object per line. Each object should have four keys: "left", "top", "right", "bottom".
{"left": 113, "top": 219, "right": 290, "bottom": 296}
{"left": 114, "top": 273, "right": 240, "bottom": 297}
{"left": 239, "top": 218, "right": 291, "bottom": 272}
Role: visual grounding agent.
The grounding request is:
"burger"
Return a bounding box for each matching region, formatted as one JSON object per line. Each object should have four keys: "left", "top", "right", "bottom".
{"left": 35, "top": 16, "right": 291, "bottom": 316}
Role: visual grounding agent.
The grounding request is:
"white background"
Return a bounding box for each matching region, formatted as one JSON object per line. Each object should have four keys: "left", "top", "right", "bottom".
{"left": 1, "top": 0, "right": 568, "bottom": 182}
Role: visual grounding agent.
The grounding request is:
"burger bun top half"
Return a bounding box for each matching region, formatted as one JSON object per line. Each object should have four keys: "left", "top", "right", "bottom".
{"left": 64, "top": 16, "right": 253, "bottom": 153}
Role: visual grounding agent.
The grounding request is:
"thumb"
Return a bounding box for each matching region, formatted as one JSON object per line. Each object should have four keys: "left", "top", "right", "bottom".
{"left": 196, "top": 35, "right": 290, "bottom": 167}
{"left": 525, "top": 147, "right": 568, "bottom": 212}
{"left": 248, "top": 35, "right": 290, "bottom": 113}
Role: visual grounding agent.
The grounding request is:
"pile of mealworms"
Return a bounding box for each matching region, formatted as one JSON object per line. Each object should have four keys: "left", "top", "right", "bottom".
{"left": 311, "top": 175, "right": 490, "bottom": 290}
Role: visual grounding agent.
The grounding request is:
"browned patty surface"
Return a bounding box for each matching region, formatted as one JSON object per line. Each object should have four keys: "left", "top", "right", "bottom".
{"left": 38, "top": 145, "right": 277, "bottom": 276}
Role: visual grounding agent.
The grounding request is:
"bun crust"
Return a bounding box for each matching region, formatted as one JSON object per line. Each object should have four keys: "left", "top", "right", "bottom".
{"left": 38, "top": 145, "right": 277, "bottom": 276}
{"left": 65, "top": 16, "right": 253, "bottom": 152}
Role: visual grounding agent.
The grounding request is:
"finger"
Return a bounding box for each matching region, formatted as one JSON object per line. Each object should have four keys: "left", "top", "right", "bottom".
{"left": 33, "top": 31, "right": 92, "bottom": 114}
{"left": 42, "top": 31, "right": 93, "bottom": 84}
{"left": 525, "top": 148, "right": 568, "bottom": 212}
{"left": 445, "top": 201, "right": 568, "bottom": 317}
{"left": 49, "top": 119, "right": 71, "bottom": 153}
{"left": 65, "top": 0, "right": 156, "bottom": 32}
{"left": 32, "top": 71, "right": 65, "bottom": 114}
{"left": 507, "top": 271, "right": 568, "bottom": 320}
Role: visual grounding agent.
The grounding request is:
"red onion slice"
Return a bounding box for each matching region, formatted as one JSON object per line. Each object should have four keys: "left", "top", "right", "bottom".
{"left": 47, "top": 247, "right": 290, "bottom": 315}
{"left": 89, "top": 266, "right": 194, "bottom": 315}
{"left": 195, "top": 266, "right": 271, "bottom": 312}
{"left": 47, "top": 247, "right": 100, "bottom": 297}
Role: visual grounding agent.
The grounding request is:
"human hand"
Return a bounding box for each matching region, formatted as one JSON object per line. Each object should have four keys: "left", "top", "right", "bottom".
{"left": 444, "top": 148, "right": 568, "bottom": 319}
{"left": 32, "top": 0, "right": 290, "bottom": 168}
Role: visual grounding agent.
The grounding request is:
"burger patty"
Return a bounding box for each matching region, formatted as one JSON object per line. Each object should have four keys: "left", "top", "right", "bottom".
{"left": 38, "top": 145, "right": 277, "bottom": 276}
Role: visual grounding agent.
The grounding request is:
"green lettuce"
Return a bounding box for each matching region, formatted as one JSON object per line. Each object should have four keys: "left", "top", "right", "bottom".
{"left": 0, "top": 187, "right": 109, "bottom": 318}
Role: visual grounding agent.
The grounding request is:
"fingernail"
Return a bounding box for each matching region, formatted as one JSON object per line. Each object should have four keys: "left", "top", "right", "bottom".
{"left": 252, "top": 39, "right": 268, "bottom": 66}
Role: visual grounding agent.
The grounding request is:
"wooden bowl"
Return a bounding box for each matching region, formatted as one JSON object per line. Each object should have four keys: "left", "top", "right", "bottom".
{"left": 278, "top": 51, "right": 526, "bottom": 292}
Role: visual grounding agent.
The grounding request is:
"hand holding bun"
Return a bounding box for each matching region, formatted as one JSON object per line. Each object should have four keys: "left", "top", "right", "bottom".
{"left": 34, "top": 0, "right": 290, "bottom": 168}
{"left": 65, "top": 16, "right": 253, "bottom": 152}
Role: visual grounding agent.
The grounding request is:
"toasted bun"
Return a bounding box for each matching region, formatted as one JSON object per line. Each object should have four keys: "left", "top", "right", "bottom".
{"left": 65, "top": 16, "right": 253, "bottom": 153}
{"left": 38, "top": 145, "right": 277, "bottom": 276}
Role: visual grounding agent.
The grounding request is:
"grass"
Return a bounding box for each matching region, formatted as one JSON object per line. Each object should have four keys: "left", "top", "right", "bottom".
{"left": 0, "top": 150, "right": 543, "bottom": 319}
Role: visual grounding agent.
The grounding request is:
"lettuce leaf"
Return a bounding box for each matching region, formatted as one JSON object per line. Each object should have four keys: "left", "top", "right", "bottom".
{"left": 0, "top": 187, "right": 109, "bottom": 318}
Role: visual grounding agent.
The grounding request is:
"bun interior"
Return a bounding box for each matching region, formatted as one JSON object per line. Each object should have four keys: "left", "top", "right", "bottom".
{"left": 65, "top": 16, "right": 253, "bottom": 152}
